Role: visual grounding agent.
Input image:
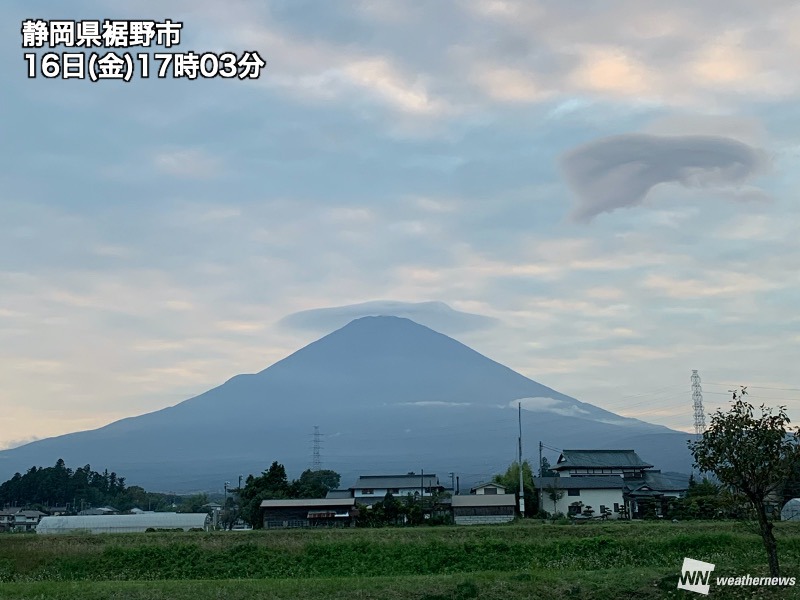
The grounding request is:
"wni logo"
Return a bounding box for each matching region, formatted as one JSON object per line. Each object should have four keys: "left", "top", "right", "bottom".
{"left": 678, "top": 557, "right": 716, "bottom": 595}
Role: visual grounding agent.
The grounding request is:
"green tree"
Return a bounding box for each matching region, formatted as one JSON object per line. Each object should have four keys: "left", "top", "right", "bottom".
{"left": 689, "top": 391, "right": 800, "bottom": 577}
{"left": 544, "top": 481, "right": 564, "bottom": 517}
{"left": 540, "top": 457, "right": 557, "bottom": 477}
{"left": 239, "top": 461, "right": 292, "bottom": 528}
{"left": 289, "top": 469, "right": 341, "bottom": 498}
{"left": 493, "top": 460, "right": 538, "bottom": 517}
{"left": 177, "top": 493, "right": 209, "bottom": 513}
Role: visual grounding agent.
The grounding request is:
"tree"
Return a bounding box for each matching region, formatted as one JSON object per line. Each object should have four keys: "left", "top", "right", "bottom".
{"left": 493, "top": 460, "right": 538, "bottom": 517}
{"left": 239, "top": 461, "right": 291, "bottom": 527}
{"left": 540, "top": 457, "right": 557, "bottom": 477}
{"left": 544, "top": 481, "right": 564, "bottom": 517}
{"left": 689, "top": 390, "right": 800, "bottom": 577}
{"left": 289, "top": 469, "right": 341, "bottom": 499}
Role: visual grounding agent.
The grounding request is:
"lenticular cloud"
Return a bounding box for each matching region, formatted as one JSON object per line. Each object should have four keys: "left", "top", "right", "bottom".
{"left": 560, "top": 133, "right": 768, "bottom": 221}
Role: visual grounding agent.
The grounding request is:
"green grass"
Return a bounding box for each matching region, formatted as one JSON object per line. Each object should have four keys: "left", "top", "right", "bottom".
{"left": 1, "top": 521, "right": 799, "bottom": 598}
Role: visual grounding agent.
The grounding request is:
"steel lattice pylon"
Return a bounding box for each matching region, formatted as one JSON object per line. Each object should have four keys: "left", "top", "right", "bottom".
{"left": 691, "top": 370, "right": 706, "bottom": 437}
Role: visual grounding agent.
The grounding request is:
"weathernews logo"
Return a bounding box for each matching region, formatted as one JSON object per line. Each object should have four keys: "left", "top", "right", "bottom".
{"left": 678, "top": 557, "right": 796, "bottom": 595}
{"left": 678, "top": 558, "right": 715, "bottom": 595}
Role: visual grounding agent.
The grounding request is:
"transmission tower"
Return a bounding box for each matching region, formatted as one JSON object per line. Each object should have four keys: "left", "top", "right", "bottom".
{"left": 312, "top": 425, "right": 323, "bottom": 471}
{"left": 691, "top": 370, "right": 706, "bottom": 437}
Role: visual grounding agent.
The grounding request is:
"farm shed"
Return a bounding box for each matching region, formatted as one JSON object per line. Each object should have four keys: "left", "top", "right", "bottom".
{"left": 451, "top": 494, "right": 516, "bottom": 525}
{"left": 260, "top": 498, "right": 358, "bottom": 529}
{"left": 781, "top": 498, "right": 800, "bottom": 521}
{"left": 36, "top": 512, "right": 210, "bottom": 534}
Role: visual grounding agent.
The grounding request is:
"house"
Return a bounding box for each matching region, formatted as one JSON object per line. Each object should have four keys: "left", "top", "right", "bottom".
{"left": 13, "top": 510, "right": 47, "bottom": 531}
{"left": 535, "top": 476, "right": 626, "bottom": 519}
{"left": 552, "top": 449, "right": 653, "bottom": 478}
{"left": 46, "top": 506, "right": 70, "bottom": 516}
{"left": 543, "top": 450, "right": 689, "bottom": 519}
{"left": 470, "top": 482, "right": 507, "bottom": 495}
{"left": 0, "top": 509, "right": 16, "bottom": 532}
{"left": 325, "top": 489, "right": 354, "bottom": 499}
{"left": 451, "top": 494, "right": 516, "bottom": 525}
{"left": 0, "top": 509, "right": 48, "bottom": 532}
{"left": 260, "top": 498, "right": 358, "bottom": 529}
{"left": 36, "top": 513, "right": 210, "bottom": 534}
{"left": 623, "top": 471, "right": 690, "bottom": 518}
{"left": 349, "top": 473, "right": 444, "bottom": 506}
{"left": 78, "top": 506, "right": 119, "bottom": 516}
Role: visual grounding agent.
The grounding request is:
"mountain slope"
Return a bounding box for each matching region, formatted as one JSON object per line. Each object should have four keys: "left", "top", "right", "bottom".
{"left": 0, "top": 316, "right": 691, "bottom": 491}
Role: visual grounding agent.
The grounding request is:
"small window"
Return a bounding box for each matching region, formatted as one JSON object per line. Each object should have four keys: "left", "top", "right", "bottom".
{"left": 568, "top": 504, "right": 581, "bottom": 515}
{"left": 614, "top": 503, "right": 620, "bottom": 513}
{"left": 388, "top": 488, "right": 399, "bottom": 494}
{"left": 484, "top": 487, "right": 497, "bottom": 495}
{"left": 362, "top": 489, "right": 374, "bottom": 495}
{"left": 568, "top": 489, "right": 580, "bottom": 497}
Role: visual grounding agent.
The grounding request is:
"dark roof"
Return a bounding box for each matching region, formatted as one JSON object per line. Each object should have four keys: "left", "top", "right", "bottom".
{"left": 17, "top": 510, "right": 47, "bottom": 517}
{"left": 260, "top": 498, "right": 356, "bottom": 509}
{"left": 625, "top": 471, "right": 689, "bottom": 493}
{"left": 627, "top": 487, "right": 663, "bottom": 497}
{"left": 353, "top": 474, "right": 440, "bottom": 489}
{"left": 325, "top": 489, "right": 354, "bottom": 499}
{"left": 554, "top": 450, "right": 653, "bottom": 470}
{"left": 534, "top": 476, "right": 625, "bottom": 490}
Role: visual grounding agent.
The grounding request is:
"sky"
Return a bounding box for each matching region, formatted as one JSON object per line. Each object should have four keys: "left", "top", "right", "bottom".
{"left": 1, "top": 0, "right": 799, "bottom": 451}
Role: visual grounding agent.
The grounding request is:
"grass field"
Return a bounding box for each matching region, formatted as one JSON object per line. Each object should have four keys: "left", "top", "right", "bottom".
{"left": 2, "top": 520, "right": 799, "bottom": 598}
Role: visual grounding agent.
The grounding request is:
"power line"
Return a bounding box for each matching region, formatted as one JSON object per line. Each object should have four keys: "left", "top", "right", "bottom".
{"left": 703, "top": 382, "right": 800, "bottom": 392}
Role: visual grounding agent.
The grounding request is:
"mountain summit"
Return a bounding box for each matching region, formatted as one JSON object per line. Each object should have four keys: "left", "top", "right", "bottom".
{"left": 0, "top": 316, "right": 691, "bottom": 491}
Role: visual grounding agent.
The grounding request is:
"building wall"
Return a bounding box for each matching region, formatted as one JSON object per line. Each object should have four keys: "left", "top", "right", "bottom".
{"left": 559, "top": 468, "right": 644, "bottom": 478}
{"left": 455, "top": 515, "right": 514, "bottom": 525}
{"left": 474, "top": 485, "right": 504, "bottom": 495}
{"left": 550, "top": 488, "right": 625, "bottom": 518}
{"left": 354, "top": 487, "right": 432, "bottom": 499}
{"left": 262, "top": 506, "right": 354, "bottom": 529}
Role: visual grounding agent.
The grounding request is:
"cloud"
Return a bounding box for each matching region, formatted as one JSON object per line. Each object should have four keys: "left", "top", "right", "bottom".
{"left": 0, "top": 436, "right": 41, "bottom": 451}
{"left": 279, "top": 300, "right": 497, "bottom": 334}
{"left": 399, "top": 401, "right": 472, "bottom": 407}
{"left": 560, "top": 133, "right": 769, "bottom": 222}
{"left": 153, "top": 148, "right": 223, "bottom": 179}
{"left": 512, "top": 397, "right": 591, "bottom": 418}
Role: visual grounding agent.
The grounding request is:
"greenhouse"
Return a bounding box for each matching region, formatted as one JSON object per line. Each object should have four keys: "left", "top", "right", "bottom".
{"left": 781, "top": 498, "right": 800, "bottom": 521}
{"left": 36, "top": 512, "right": 210, "bottom": 534}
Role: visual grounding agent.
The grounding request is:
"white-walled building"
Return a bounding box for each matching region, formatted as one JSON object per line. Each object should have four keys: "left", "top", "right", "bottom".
{"left": 536, "top": 476, "right": 626, "bottom": 518}
{"left": 470, "top": 482, "right": 507, "bottom": 495}
{"left": 349, "top": 473, "right": 444, "bottom": 506}
{"left": 539, "top": 450, "right": 689, "bottom": 519}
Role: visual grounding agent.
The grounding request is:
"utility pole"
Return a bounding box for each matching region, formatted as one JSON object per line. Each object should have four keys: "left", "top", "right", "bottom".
{"left": 224, "top": 481, "right": 229, "bottom": 507}
{"left": 518, "top": 402, "right": 525, "bottom": 518}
